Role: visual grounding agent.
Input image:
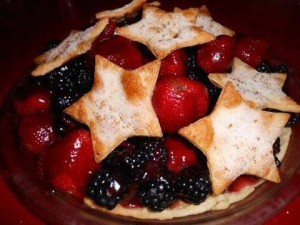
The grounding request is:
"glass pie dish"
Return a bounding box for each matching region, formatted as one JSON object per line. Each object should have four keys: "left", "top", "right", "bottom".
{"left": 0, "top": 0, "right": 300, "bottom": 224}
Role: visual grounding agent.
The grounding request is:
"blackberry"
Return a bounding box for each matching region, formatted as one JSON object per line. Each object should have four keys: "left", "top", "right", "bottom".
{"left": 207, "top": 83, "right": 221, "bottom": 110}
{"left": 51, "top": 92, "right": 80, "bottom": 111}
{"left": 177, "top": 166, "right": 211, "bottom": 204}
{"left": 272, "top": 137, "right": 282, "bottom": 168}
{"left": 185, "top": 47, "right": 220, "bottom": 110}
{"left": 102, "top": 141, "right": 147, "bottom": 181}
{"left": 256, "top": 61, "right": 272, "bottom": 73}
{"left": 117, "top": 10, "right": 142, "bottom": 27}
{"left": 186, "top": 47, "right": 208, "bottom": 83}
{"left": 139, "top": 167, "right": 177, "bottom": 211}
{"left": 133, "top": 137, "right": 168, "bottom": 165}
{"left": 286, "top": 113, "right": 300, "bottom": 127}
{"left": 272, "top": 64, "right": 289, "bottom": 74}
{"left": 256, "top": 61, "right": 289, "bottom": 74}
{"left": 87, "top": 169, "right": 127, "bottom": 210}
{"left": 103, "top": 137, "right": 168, "bottom": 181}
{"left": 273, "top": 138, "right": 281, "bottom": 155}
{"left": 44, "top": 55, "right": 94, "bottom": 111}
{"left": 54, "top": 113, "right": 81, "bottom": 135}
{"left": 274, "top": 156, "right": 281, "bottom": 168}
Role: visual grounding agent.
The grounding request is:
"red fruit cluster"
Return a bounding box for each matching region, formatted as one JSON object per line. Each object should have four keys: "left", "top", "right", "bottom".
{"left": 15, "top": 83, "right": 99, "bottom": 196}
{"left": 196, "top": 35, "right": 269, "bottom": 72}
{"left": 44, "top": 129, "right": 99, "bottom": 196}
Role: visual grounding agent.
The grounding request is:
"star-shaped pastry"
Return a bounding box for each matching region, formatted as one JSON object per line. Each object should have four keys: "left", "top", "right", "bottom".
{"left": 96, "top": 0, "right": 147, "bottom": 20}
{"left": 196, "top": 6, "right": 235, "bottom": 37}
{"left": 208, "top": 58, "right": 300, "bottom": 113}
{"left": 32, "top": 18, "right": 109, "bottom": 76}
{"left": 179, "top": 82, "right": 290, "bottom": 195}
{"left": 117, "top": 4, "right": 215, "bottom": 59}
{"left": 64, "top": 55, "right": 162, "bottom": 162}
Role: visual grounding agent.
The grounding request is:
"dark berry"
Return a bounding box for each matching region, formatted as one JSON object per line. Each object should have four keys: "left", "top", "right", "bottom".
{"left": 117, "top": 10, "right": 142, "bottom": 27}
{"left": 273, "top": 138, "right": 281, "bottom": 155}
{"left": 45, "top": 55, "right": 93, "bottom": 111}
{"left": 139, "top": 168, "right": 177, "bottom": 211}
{"left": 256, "top": 61, "right": 272, "bottom": 73}
{"left": 272, "top": 64, "right": 289, "bottom": 74}
{"left": 286, "top": 113, "right": 299, "bottom": 127}
{"left": 102, "top": 142, "right": 142, "bottom": 180}
{"left": 185, "top": 47, "right": 221, "bottom": 109}
{"left": 274, "top": 156, "right": 281, "bottom": 168}
{"left": 51, "top": 92, "right": 80, "bottom": 111}
{"left": 177, "top": 166, "right": 211, "bottom": 204}
{"left": 87, "top": 169, "right": 127, "bottom": 210}
{"left": 54, "top": 113, "right": 82, "bottom": 135}
{"left": 103, "top": 137, "right": 168, "bottom": 181}
{"left": 133, "top": 137, "right": 168, "bottom": 165}
{"left": 186, "top": 47, "right": 209, "bottom": 83}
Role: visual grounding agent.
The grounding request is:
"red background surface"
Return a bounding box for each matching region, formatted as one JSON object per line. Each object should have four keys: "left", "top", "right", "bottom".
{"left": 0, "top": 0, "right": 300, "bottom": 224}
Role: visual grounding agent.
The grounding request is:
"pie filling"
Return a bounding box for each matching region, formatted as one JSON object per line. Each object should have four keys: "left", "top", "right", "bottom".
{"left": 12, "top": 0, "right": 300, "bottom": 219}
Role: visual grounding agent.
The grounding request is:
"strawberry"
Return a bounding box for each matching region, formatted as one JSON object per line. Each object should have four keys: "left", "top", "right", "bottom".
{"left": 95, "top": 20, "right": 117, "bottom": 42}
{"left": 164, "top": 136, "right": 200, "bottom": 173}
{"left": 14, "top": 85, "right": 51, "bottom": 116}
{"left": 88, "top": 35, "right": 144, "bottom": 70}
{"left": 234, "top": 36, "right": 269, "bottom": 68}
{"left": 197, "top": 35, "right": 235, "bottom": 73}
{"left": 18, "top": 113, "right": 57, "bottom": 153}
{"left": 44, "top": 129, "right": 99, "bottom": 196}
{"left": 159, "top": 49, "right": 188, "bottom": 78}
{"left": 227, "top": 175, "right": 259, "bottom": 192}
{"left": 152, "top": 76, "right": 210, "bottom": 133}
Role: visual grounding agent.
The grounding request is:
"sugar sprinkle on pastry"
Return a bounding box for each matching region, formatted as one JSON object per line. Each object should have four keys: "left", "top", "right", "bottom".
{"left": 208, "top": 57, "right": 300, "bottom": 113}
{"left": 96, "top": 0, "right": 147, "bottom": 20}
{"left": 117, "top": 4, "right": 215, "bottom": 59}
{"left": 179, "top": 82, "right": 290, "bottom": 195}
{"left": 196, "top": 6, "right": 235, "bottom": 37}
{"left": 32, "top": 18, "right": 109, "bottom": 76}
{"left": 64, "top": 55, "right": 162, "bottom": 162}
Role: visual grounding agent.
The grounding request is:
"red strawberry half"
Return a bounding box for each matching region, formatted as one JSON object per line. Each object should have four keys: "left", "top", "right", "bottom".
{"left": 44, "top": 129, "right": 99, "bottom": 196}
{"left": 152, "top": 76, "right": 210, "bottom": 133}
{"left": 159, "top": 49, "right": 188, "bottom": 78}
{"left": 164, "top": 136, "right": 201, "bottom": 173}
{"left": 88, "top": 35, "right": 144, "bottom": 70}
{"left": 18, "top": 113, "right": 57, "bottom": 153}
{"left": 228, "top": 175, "right": 259, "bottom": 192}
{"left": 197, "top": 35, "right": 235, "bottom": 73}
{"left": 14, "top": 85, "right": 51, "bottom": 116}
{"left": 95, "top": 20, "right": 117, "bottom": 42}
{"left": 234, "top": 36, "right": 269, "bottom": 68}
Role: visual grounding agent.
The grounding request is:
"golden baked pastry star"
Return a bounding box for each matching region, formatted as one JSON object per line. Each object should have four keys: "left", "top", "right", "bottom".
{"left": 179, "top": 82, "right": 290, "bottom": 195}
{"left": 65, "top": 55, "right": 162, "bottom": 162}
{"left": 96, "top": 0, "right": 147, "bottom": 20}
{"left": 32, "top": 18, "right": 109, "bottom": 76}
{"left": 117, "top": 4, "right": 215, "bottom": 59}
{"left": 209, "top": 57, "right": 300, "bottom": 112}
